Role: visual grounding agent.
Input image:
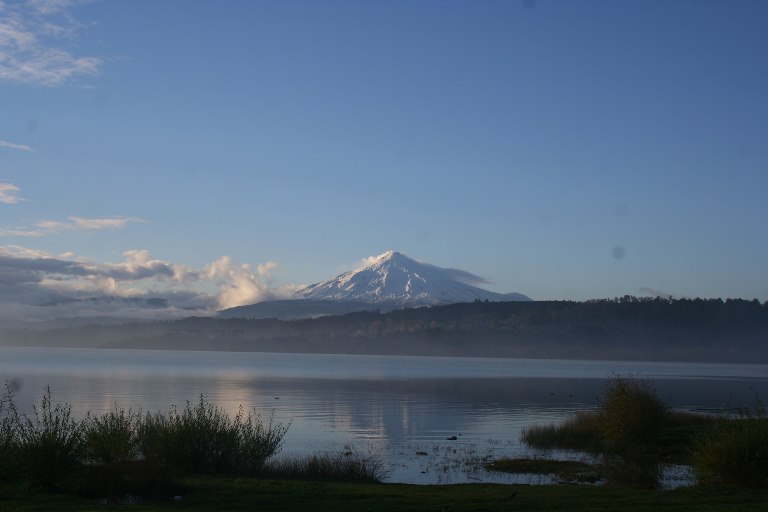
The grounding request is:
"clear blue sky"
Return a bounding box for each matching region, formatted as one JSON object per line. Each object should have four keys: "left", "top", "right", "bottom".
{"left": 1, "top": 0, "right": 767, "bottom": 315}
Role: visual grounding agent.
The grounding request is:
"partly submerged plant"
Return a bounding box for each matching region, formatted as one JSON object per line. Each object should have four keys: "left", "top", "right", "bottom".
{"left": 261, "top": 445, "right": 388, "bottom": 482}
{"left": 597, "top": 376, "right": 668, "bottom": 456}
{"left": 693, "top": 397, "right": 768, "bottom": 488}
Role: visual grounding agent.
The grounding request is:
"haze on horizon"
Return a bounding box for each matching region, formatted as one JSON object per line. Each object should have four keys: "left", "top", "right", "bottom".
{"left": 2, "top": 0, "right": 767, "bottom": 320}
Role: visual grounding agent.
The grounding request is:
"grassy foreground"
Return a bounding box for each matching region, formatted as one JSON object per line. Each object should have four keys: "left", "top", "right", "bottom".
{"left": 2, "top": 478, "right": 768, "bottom": 512}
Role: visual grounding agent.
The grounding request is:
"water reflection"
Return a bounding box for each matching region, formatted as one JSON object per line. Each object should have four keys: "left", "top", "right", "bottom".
{"left": 1, "top": 347, "right": 766, "bottom": 484}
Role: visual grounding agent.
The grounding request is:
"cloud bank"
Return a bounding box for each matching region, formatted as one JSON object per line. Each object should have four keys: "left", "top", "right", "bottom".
{"left": 0, "top": 0, "right": 101, "bottom": 86}
{"left": 0, "top": 245, "right": 299, "bottom": 321}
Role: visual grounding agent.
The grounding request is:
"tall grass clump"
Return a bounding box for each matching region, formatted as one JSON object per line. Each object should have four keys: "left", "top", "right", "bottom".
{"left": 261, "top": 447, "right": 388, "bottom": 483}
{"left": 520, "top": 376, "right": 670, "bottom": 488}
{"left": 141, "top": 395, "right": 288, "bottom": 475}
{"left": 522, "top": 412, "right": 601, "bottom": 452}
{"left": 693, "top": 403, "right": 768, "bottom": 488}
{"left": 83, "top": 405, "right": 142, "bottom": 464}
{"left": 522, "top": 377, "right": 669, "bottom": 457}
{"left": 0, "top": 385, "right": 20, "bottom": 481}
{"left": 14, "top": 386, "right": 84, "bottom": 489}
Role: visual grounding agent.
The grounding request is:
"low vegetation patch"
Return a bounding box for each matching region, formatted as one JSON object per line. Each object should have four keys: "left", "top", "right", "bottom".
{"left": 0, "top": 384, "right": 289, "bottom": 497}
{"left": 522, "top": 378, "right": 720, "bottom": 462}
{"left": 10, "top": 386, "right": 84, "bottom": 490}
{"left": 259, "top": 447, "right": 389, "bottom": 482}
{"left": 140, "top": 396, "right": 288, "bottom": 476}
{"left": 693, "top": 415, "right": 768, "bottom": 488}
{"left": 487, "top": 458, "right": 603, "bottom": 483}
{"left": 523, "top": 412, "right": 602, "bottom": 452}
{"left": 511, "top": 376, "right": 764, "bottom": 489}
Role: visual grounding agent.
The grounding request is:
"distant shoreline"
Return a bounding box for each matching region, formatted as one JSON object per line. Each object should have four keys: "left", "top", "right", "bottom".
{"left": 2, "top": 299, "right": 766, "bottom": 364}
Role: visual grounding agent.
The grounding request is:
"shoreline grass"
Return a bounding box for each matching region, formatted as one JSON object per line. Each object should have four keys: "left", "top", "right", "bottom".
{"left": 3, "top": 379, "right": 767, "bottom": 508}
{"left": 1, "top": 384, "right": 290, "bottom": 494}
{"left": 503, "top": 376, "right": 767, "bottom": 489}
{"left": 486, "top": 457, "right": 603, "bottom": 483}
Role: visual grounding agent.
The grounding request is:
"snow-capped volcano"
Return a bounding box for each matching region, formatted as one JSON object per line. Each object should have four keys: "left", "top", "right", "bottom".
{"left": 296, "top": 250, "right": 530, "bottom": 306}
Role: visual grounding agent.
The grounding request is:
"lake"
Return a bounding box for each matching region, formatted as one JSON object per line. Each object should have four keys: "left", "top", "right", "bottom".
{"left": 2, "top": 346, "right": 767, "bottom": 485}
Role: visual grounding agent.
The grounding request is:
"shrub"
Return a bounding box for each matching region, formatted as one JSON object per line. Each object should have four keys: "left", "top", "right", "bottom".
{"left": 597, "top": 376, "right": 668, "bottom": 456}
{"left": 140, "top": 395, "right": 288, "bottom": 475}
{"left": 15, "top": 387, "right": 84, "bottom": 489}
{"left": 237, "top": 408, "right": 290, "bottom": 474}
{"left": 0, "top": 385, "right": 20, "bottom": 482}
{"left": 84, "top": 405, "right": 142, "bottom": 465}
{"left": 693, "top": 416, "right": 768, "bottom": 488}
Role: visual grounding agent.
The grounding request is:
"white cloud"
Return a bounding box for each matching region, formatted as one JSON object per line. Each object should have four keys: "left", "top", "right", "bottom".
{"left": 28, "top": 0, "right": 77, "bottom": 16}
{"left": 0, "top": 139, "right": 32, "bottom": 151}
{"left": 36, "top": 215, "right": 142, "bottom": 232}
{"left": 0, "top": 245, "right": 299, "bottom": 319}
{"left": 0, "top": 228, "right": 41, "bottom": 236}
{"left": 0, "top": 182, "right": 24, "bottom": 204}
{"left": 0, "top": 0, "right": 101, "bottom": 86}
{"left": 1, "top": 215, "right": 143, "bottom": 238}
{"left": 203, "top": 256, "right": 288, "bottom": 310}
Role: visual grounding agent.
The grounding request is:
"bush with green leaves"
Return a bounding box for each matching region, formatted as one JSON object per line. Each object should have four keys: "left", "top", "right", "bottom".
{"left": 140, "top": 395, "right": 288, "bottom": 475}
{"left": 694, "top": 413, "right": 768, "bottom": 488}
{"left": 84, "top": 405, "right": 142, "bottom": 465}
{"left": 15, "top": 386, "right": 84, "bottom": 489}
{"left": 0, "top": 385, "right": 20, "bottom": 481}
{"left": 236, "top": 408, "right": 290, "bottom": 474}
{"left": 597, "top": 376, "right": 668, "bottom": 456}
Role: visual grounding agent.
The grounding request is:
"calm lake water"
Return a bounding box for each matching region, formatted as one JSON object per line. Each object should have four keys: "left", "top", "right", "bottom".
{"left": 2, "top": 346, "right": 767, "bottom": 485}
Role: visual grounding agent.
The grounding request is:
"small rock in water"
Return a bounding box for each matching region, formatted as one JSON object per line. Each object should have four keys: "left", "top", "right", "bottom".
{"left": 416, "top": 451, "right": 428, "bottom": 456}
{"left": 446, "top": 435, "right": 458, "bottom": 441}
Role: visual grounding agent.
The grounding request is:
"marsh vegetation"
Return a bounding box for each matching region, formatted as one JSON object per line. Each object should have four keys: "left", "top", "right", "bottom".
{"left": 491, "top": 376, "right": 768, "bottom": 489}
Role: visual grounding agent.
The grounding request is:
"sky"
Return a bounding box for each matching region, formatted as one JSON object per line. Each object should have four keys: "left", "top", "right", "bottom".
{"left": 1, "top": 0, "right": 767, "bottom": 319}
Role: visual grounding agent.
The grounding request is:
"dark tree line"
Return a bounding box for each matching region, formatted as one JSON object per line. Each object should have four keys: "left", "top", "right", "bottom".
{"left": 2, "top": 298, "right": 767, "bottom": 362}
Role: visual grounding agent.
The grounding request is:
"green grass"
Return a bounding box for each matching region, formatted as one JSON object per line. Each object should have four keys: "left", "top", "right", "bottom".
{"left": 521, "top": 378, "right": 723, "bottom": 464}
{"left": 487, "top": 457, "right": 603, "bottom": 483}
{"left": 514, "top": 377, "right": 746, "bottom": 489}
{"left": 523, "top": 412, "right": 603, "bottom": 452}
{"left": 258, "top": 448, "right": 388, "bottom": 482}
{"left": 2, "top": 478, "right": 768, "bottom": 512}
{"left": 694, "top": 416, "right": 768, "bottom": 488}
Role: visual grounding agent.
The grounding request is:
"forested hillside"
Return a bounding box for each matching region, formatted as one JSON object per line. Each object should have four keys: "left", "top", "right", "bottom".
{"left": 2, "top": 297, "right": 766, "bottom": 363}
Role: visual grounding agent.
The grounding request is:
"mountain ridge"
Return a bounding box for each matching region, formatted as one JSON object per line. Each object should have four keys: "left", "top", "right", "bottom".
{"left": 295, "top": 250, "right": 530, "bottom": 306}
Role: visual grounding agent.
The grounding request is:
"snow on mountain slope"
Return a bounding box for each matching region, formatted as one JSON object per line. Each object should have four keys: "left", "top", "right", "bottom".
{"left": 296, "top": 250, "right": 530, "bottom": 306}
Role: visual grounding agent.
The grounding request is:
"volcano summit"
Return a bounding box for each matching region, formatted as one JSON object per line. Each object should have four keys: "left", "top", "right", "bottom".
{"left": 219, "top": 250, "right": 529, "bottom": 319}
{"left": 296, "top": 250, "right": 529, "bottom": 306}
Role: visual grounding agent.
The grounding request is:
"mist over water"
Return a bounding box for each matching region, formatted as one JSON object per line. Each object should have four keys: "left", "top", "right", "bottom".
{"left": 2, "top": 347, "right": 766, "bottom": 484}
